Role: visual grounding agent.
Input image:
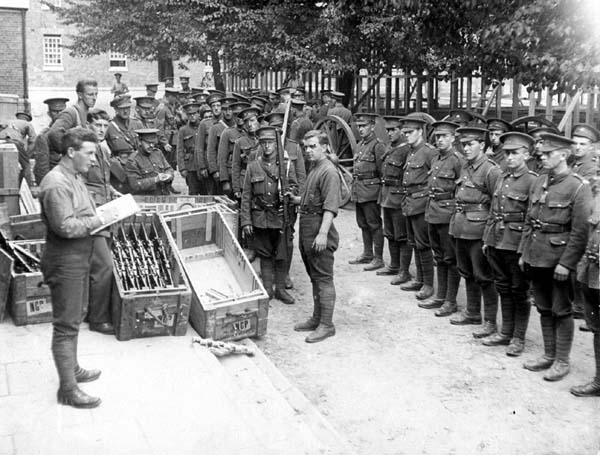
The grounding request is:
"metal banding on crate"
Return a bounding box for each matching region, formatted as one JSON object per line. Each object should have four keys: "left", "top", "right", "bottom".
{"left": 160, "top": 207, "right": 269, "bottom": 341}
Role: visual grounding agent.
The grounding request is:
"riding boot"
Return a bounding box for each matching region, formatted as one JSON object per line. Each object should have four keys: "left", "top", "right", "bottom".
{"left": 523, "top": 314, "right": 555, "bottom": 371}
{"left": 294, "top": 282, "right": 321, "bottom": 332}
{"left": 446, "top": 265, "right": 460, "bottom": 304}
{"left": 434, "top": 264, "right": 448, "bottom": 303}
{"left": 498, "top": 293, "right": 515, "bottom": 338}
{"left": 274, "top": 259, "right": 295, "bottom": 304}
{"left": 362, "top": 229, "right": 373, "bottom": 259}
{"left": 260, "top": 257, "right": 274, "bottom": 299}
{"left": 481, "top": 283, "right": 498, "bottom": 324}
{"left": 414, "top": 246, "right": 423, "bottom": 285}
{"left": 544, "top": 316, "right": 573, "bottom": 381}
{"left": 388, "top": 240, "right": 400, "bottom": 270}
{"left": 373, "top": 228, "right": 384, "bottom": 262}
{"left": 399, "top": 241, "right": 412, "bottom": 275}
{"left": 52, "top": 332, "right": 77, "bottom": 393}
{"left": 512, "top": 293, "right": 531, "bottom": 341}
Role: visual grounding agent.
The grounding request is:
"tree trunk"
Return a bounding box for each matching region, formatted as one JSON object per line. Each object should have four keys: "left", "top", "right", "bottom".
{"left": 211, "top": 51, "right": 225, "bottom": 92}
{"left": 338, "top": 70, "right": 355, "bottom": 110}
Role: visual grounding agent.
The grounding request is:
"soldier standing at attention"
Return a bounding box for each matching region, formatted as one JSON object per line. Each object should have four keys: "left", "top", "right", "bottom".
{"left": 289, "top": 99, "right": 313, "bottom": 144}
{"left": 144, "top": 83, "right": 161, "bottom": 110}
{"left": 39, "top": 127, "right": 112, "bottom": 408}
{"left": 419, "top": 121, "right": 463, "bottom": 315}
{"left": 570, "top": 174, "right": 600, "bottom": 397}
{"left": 348, "top": 113, "right": 387, "bottom": 271}
{"left": 154, "top": 88, "right": 178, "bottom": 172}
{"left": 399, "top": 117, "right": 437, "bottom": 300}
{"left": 240, "top": 126, "right": 297, "bottom": 305}
{"left": 207, "top": 97, "right": 237, "bottom": 195}
{"left": 195, "top": 91, "right": 224, "bottom": 194}
{"left": 177, "top": 102, "right": 203, "bottom": 195}
{"left": 232, "top": 107, "right": 261, "bottom": 200}
{"left": 326, "top": 91, "right": 352, "bottom": 124}
{"left": 125, "top": 129, "right": 174, "bottom": 195}
{"left": 449, "top": 127, "right": 502, "bottom": 339}
{"left": 82, "top": 109, "right": 119, "bottom": 335}
{"left": 33, "top": 97, "right": 69, "bottom": 184}
{"left": 218, "top": 101, "right": 251, "bottom": 197}
{"left": 481, "top": 132, "right": 537, "bottom": 355}
{"left": 485, "top": 118, "right": 511, "bottom": 171}
{"left": 110, "top": 73, "right": 128, "bottom": 97}
{"left": 376, "top": 116, "right": 413, "bottom": 285}
{"left": 290, "top": 130, "right": 341, "bottom": 343}
{"left": 519, "top": 133, "right": 591, "bottom": 381}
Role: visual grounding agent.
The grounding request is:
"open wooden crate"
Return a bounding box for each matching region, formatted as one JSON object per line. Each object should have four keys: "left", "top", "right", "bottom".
{"left": 160, "top": 207, "right": 269, "bottom": 341}
{"left": 110, "top": 212, "right": 192, "bottom": 341}
{"left": 133, "top": 195, "right": 238, "bottom": 212}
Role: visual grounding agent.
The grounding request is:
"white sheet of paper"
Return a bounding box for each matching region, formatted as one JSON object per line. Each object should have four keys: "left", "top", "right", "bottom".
{"left": 91, "top": 194, "right": 140, "bottom": 234}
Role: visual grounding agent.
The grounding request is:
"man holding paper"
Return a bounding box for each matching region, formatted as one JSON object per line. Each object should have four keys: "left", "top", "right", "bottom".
{"left": 39, "top": 127, "right": 118, "bottom": 409}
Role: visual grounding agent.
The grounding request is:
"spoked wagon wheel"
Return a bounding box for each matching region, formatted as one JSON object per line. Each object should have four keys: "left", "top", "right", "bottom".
{"left": 315, "top": 115, "right": 357, "bottom": 207}
{"left": 510, "top": 115, "right": 558, "bottom": 133}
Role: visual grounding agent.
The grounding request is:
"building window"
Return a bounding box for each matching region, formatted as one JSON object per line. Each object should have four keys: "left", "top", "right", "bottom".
{"left": 43, "top": 34, "right": 63, "bottom": 70}
{"left": 109, "top": 52, "right": 128, "bottom": 71}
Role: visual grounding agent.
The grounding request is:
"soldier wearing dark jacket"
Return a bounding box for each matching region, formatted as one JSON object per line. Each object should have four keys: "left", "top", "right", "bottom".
{"left": 421, "top": 121, "right": 463, "bottom": 316}
{"left": 485, "top": 118, "right": 511, "bottom": 171}
{"left": 195, "top": 92, "right": 224, "bottom": 194}
{"left": 177, "top": 102, "right": 203, "bottom": 195}
{"left": 349, "top": 113, "right": 387, "bottom": 271}
{"left": 154, "top": 88, "right": 178, "bottom": 169}
{"left": 482, "top": 132, "right": 537, "bottom": 356}
{"left": 124, "top": 129, "right": 174, "bottom": 195}
{"left": 399, "top": 118, "right": 437, "bottom": 300}
{"left": 232, "top": 107, "right": 261, "bottom": 198}
{"left": 570, "top": 179, "right": 600, "bottom": 397}
{"left": 449, "top": 127, "right": 502, "bottom": 339}
{"left": 240, "top": 126, "right": 298, "bottom": 305}
{"left": 207, "top": 97, "right": 237, "bottom": 195}
{"left": 218, "top": 102, "right": 250, "bottom": 195}
{"left": 33, "top": 97, "right": 69, "bottom": 184}
{"left": 519, "top": 133, "right": 592, "bottom": 382}
{"left": 291, "top": 130, "right": 341, "bottom": 343}
{"left": 377, "top": 116, "right": 413, "bottom": 285}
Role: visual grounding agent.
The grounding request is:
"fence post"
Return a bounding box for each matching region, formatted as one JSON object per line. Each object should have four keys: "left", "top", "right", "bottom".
{"left": 496, "top": 82, "right": 502, "bottom": 118}
{"left": 404, "top": 70, "right": 411, "bottom": 113}
{"left": 512, "top": 79, "right": 520, "bottom": 120}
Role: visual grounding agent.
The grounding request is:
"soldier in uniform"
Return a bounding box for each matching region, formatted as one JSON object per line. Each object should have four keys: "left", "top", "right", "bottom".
{"left": 376, "top": 116, "right": 413, "bottom": 285}
{"left": 485, "top": 118, "right": 512, "bottom": 171}
{"left": 33, "top": 97, "right": 70, "bottom": 184}
{"left": 420, "top": 121, "right": 463, "bottom": 316}
{"left": 110, "top": 73, "right": 128, "bottom": 97}
{"left": 207, "top": 97, "right": 237, "bottom": 195}
{"left": 195, "top": 91, "right": 224, "bottom": 194}
{"left": 289, "top": 99, "right": 313, "bottom": 144}
{"left": 449, "top": 127, "right": 502, "bottom": 339}
{"left": 570, "top": 175, "right": 600, "bottom": 396}
{"left": 232, "top": 107, "right": 261, "bottom": 199}
{"left": 124, "top": 129, "right": 174, "bottom": 195}
{"left": 570, "top": 123, "right": 598, "bottom": 181}
{"left": 39, "top": 127, "right": 110, "bottom": 409}
{"left": 105, "top": 95, "right": 138, "bottom": 194}
{"left": 240, "top": 126, "right": 298, "bottom": 305}
{"left": 144, "top": 83, "right": 161, "bottom": 110}
{"left": 326, "top": 91, "right": 352, "bottom": 124}
{"left": 519, "top": 133, "right": 591, "bottom": 381}
{"left": 83, "top": 109, "right": 118, "bottom": 335}
{"left": 348, "top": 113, "right": 387, "bottom": 271}
{"left": 527, "top": 126, "right": 558, "bottom": 174}
{"left": 481, "top": 132, "right": 537, "bottom": 355}
{"left": 179, "top": 76, "right": 190, "bottom": 93}
{"left": 399, "top": 117, "right": 437, "bottom": 300}
{"left": 154, "top": 88, "right": 178, "bottom": 171}
{"left": 218, "top": 102, "right": 251, "bottom": 197}
{"left": 177, "top": 102, "right": 203, "bottom": 195}
{"left": 291, "top": 130, "right": 341, "bottom": 343}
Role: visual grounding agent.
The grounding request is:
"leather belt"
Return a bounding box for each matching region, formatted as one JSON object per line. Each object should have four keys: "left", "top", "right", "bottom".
{"left": 455, "top": 203, "right": 490, "bottom": 213}
{"left": 299, "top": 208, "right": 323, "bottom": 215}
{"left": 402, "top": 183, "right": 429, "bottom": 195}
{"left": 429, "top": 191, "right": 453, "bottom": 201}
{"left": 531, "top": 219, "right": 570, "bottom": 233}
{"left": 353, "top": 171, "right": 378, "bottom": 180}
{"left": 492, "top": 211, "right": 525, "bottom": 223}
{"left": 382, "top": 178, "right": 403, "bottom": 186}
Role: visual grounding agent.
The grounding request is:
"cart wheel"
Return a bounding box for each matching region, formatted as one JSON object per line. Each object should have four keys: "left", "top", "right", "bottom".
{"left": 337, "top": 164, "right": 353, "bottom": 208}
{"left": 315, "top": 115, "right": 357, "bottom": 166}
{"left": 510, "top": 115, "right": 559, "bottom": 133}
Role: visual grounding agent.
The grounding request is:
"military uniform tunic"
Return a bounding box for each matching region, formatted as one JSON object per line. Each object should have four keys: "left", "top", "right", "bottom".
{"left": 218, "top": 126, "right": 245, "bottom": 184}
{"left": 577, "top": 191, "right": 600, "bottom": 332}
{"left": 195, "top": 117, "right": 218, "bottom": 172}
{"left": 232, "top": 133, "right": 260, "bottom": 195}
{"left": 378, "top": 142, "right": 410, "bottom": 242}
{"left": 105, "top": 117, "right": 138, "bottom": 156}
{"left": 425, "top": 147, "right": 463, "bottom": 225}
{"left": 207, "top": 119, "right": 233, "bottom": 176}
{"left": 571, "top": 153, "right": 597, "bottom": 181}
{"left": 124, "top": 148, "right": 174, "bottom": 195}
{"left": 401, "top": 141, "right": 436, "bottom": 216}
{"left": 351, "top": 133, "right": 386, "bottom": 203}
{"left": 486, "top": 144, "right": 507, "bottom": 172}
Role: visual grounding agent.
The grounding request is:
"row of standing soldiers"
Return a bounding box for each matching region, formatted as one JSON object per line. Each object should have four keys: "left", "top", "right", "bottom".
{"left": 347, "top": 110, "right": 599, "bottom": 397}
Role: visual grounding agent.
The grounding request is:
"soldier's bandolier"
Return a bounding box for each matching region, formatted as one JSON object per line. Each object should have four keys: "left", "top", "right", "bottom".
{"left": 349, "top": 113, "right": 387, "bottom": 271}
{"left": 449, "top": 127, "right": 502, "bottom": 338}
{"left": 377, "top": 116, "right": 413, "bottom": 285}
{"left": 482, "top": 132, "right": 538, "bottom": 356}
{"left": 422, "top": 120, "right": 464, "bottom": 315}
{"left": 519, "top": 133, "right": 592, "bottom": 382}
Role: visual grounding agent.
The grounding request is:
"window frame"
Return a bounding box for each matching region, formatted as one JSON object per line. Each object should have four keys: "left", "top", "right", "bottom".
{"left": 42, "top": 34, "right": 64, "bottom": 71}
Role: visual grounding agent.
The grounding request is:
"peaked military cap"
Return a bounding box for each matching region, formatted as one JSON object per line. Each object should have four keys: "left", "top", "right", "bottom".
{"left": 220, "top": 97, "right": 238, "bottom": 108}
{"left": 330, "top": 91, "right": 345, "bottom": 100}
{"left": 277, "top": 86, "right": 295, "bottom": 95}
{"left": 529, "top": 125, "right": 559, "bottom": 138}
{"left": 265, "top": 112, "right": 285, "bottom": 126}
{"left": 179, "top": 76, "right": 190, "bottom": 81}
{"left": 145, "top": 82, "right": 159, "bottom": 89}
{"left": 456, "top": 126, "right": 487, "bottom": 142}
{"left": 383, "top": 116, "right": 404, "bottom": 129}
{"left": 110, "top": 95, "right": 132, "bottom": 109}
{"left": 257, "top": 126, "right": 278, "bottom": 140}
{"left": 134, "top": 96, "right": 156, "bottom": 108}
{"left": 290, "top": 98, "right": 306, "bottom": 108}
{"left": 401, "top": 117, "right": 428, "bottom": 131}
{"left": 114, "top": 72, "right": 122, "bottom": 77}
{"left": 447, "top": 110, "right": 473, "bottom": 125}
{"left": 487, "top": 118, "right": 512, "bottom": 132}
{"left": 239, "top": 106, "right": 261, "bottom": 121}
{"left": 432, "top": 120, "right": 460, "bottom": 134}
{"left": 499, "top": 132, "right": 534, "bottom": 150}
{"left": 15, "top": 112, "right": 32, "bottom": 122}
{"left": 164, "top": 87, "right": 180, "bottom": 96}
{"left": 44, "top": 97, "right": 69, "bottom": 111}
{"left": 250, "top": 96, "right": 269, "bottom": 109}
{"left": 182, "top": 102, "right": 202, "bottom": 113}
{"left": 135, "top": 128, "right": 159, "bottom": 142}
{"left": 572, "top": 123, "right": 600, "bottom": 142}
{"left": 230, "top": 102, "right": 251, "bottom": 113}
{"left": 231, "top": 92, "right": 251, "bottom": 103}
{"left": 206, "top": 92, "right": 225, "bottom": 106}
{"left": 406, "top": 112, "right": 436, "bottom": 125}
{"left": 538, "top": 132, "right": 575, "bottom": 153}
{"left": 355, "top": 113, "right": 380, "bottom": 125}
{"left": 208, "top": 89, "right": 225, "bottom": 95}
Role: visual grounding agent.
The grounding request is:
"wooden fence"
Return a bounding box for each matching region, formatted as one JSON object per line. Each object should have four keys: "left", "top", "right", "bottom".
{"left": 223, "top": 69, "right": 600, "bottom": 133}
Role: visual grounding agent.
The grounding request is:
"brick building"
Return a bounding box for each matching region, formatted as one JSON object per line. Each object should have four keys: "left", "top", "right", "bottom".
{"left": 2, "top": 0, "right": 208, "bottom": 129}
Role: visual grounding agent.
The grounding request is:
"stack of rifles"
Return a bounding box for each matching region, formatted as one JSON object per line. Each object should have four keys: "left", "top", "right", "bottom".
{"left": 0, "top": 232, "right": 41, "bottom": 273}
{"left": 112, "top": 224, "right": 174, "bottom": 291}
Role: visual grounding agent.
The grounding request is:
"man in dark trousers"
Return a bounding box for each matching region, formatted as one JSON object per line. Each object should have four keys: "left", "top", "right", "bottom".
{"left": 420, "top": 120, "right": 463, "bottom": 316}
{"left": 125, "top": 129, "right": 174, "bottom": 195}
{"left": 399, "top": 117, "right": 437, "bottom": 300}
{"left": 177, "top": 102, "right": 203, "bottom": 195}
{"left": 482, "top": 132, "right": 537, "bottom": 356}
{"left": 519, "top": 133, "right": 592, "bottom": 381}
{"left": 195, "top": 92, "right": 224, "bottom": 194}
{"left": 32, "top": 97, "right": 69, "bottom": 184}
{"left": 39, "top": 127, "right": 115, "bottom": 408}
{"left": 349, "top": 113, "right": 387, "bottom": 271}
{"left": 449, "top": 127, "right": 502, "bottom": 339}
{"left": 377, "top": 116, "right": 413, "bottom": 285}
{"left": 240, "top": 126, "right": 298, "bottom": 305}
{"left": 291, "top": 130, "right": 341, "bottom": 343}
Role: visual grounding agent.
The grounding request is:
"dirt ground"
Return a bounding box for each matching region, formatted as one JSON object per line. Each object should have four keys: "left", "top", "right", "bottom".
{"left": 254, "top": 205, "right": 600, "bottom": 455}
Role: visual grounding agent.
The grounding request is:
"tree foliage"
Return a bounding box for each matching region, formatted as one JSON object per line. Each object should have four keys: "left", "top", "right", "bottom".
{"left": 52, "top": 0, "right": 600, "bottom": 93}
